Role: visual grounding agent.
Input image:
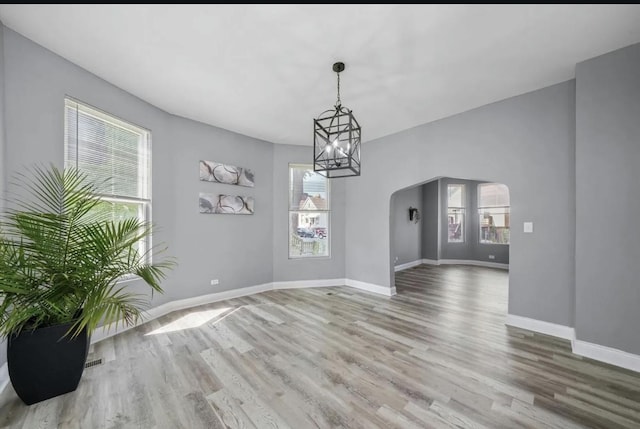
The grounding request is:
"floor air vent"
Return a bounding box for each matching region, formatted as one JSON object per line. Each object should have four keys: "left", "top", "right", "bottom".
{"left": 85, "top": 358, "right": 103, "bottom": 369}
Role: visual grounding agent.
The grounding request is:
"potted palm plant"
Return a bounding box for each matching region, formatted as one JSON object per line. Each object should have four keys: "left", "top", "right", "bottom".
{"left": 0, "top": 165, "right": 174, "bottom": 405}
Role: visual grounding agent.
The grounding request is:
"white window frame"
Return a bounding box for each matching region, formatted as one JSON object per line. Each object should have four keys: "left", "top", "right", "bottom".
{"left": 477, "top": 183, "right": 510, "bottom": 245}
{"left": 447, "top": 184, "right": 465, "bottom": 243}
{"left": 64, "top": 97, "right": 152, "bottom": 263}
{"left": 288, "top": 163, "right": 330, "bottom": 259}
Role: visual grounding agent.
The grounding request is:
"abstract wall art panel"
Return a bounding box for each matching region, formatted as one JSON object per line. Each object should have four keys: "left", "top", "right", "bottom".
{"left": 199, "top": 193, "right": 254, "bottom": 215}
{"left": 199, "top": 160, "right": 254, "bottom": 187}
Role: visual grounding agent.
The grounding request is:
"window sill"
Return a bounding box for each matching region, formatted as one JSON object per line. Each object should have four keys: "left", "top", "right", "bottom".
{"left": 116, "top": 275, "right": 142, "bottom": 284}
{"left": 288, "top": 256, "right": 332, "bottom": 261}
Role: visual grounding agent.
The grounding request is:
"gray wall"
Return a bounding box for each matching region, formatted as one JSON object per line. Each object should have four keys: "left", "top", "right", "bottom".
{"left": 165, "top": 115, "right": 274, "bottom": 301}
{"left": 272, "top": 144, "right": 345, "bottom": 282}
{"left": 346, "top": 81, "right": 576, "bottom": 327}
{"left": 438, "top": 178, "right": 509, "bottom": 264}
{"left": 575, "top": 44, "right": 640, "bottom": 354}
{"left": 3, "top": 28, "right": 174, "bottom": 309}
{"left": 390, "top": 186, "right": 422, "bottom": 266}
{"left": 421, "top": 180, "right": 439, "bottom": 260}
{"left": 1, "top": 28, "right": 280, "bottom": 308}
{"left": 0, "top": 25, "right": 4, "bottom": 197}
{"left": 0, "top": 24, "right": 6, "bottom": 368}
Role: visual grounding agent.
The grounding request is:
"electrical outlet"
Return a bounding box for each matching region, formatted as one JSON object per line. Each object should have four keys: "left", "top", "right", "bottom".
{"left": 210, "top": 279, "right": 219, "bottom": 286}
{"left": 394, "top": 256, "right": 399, "bottom": 263}
{"left": 488, "top": 255, "right": 495, "bottom": 260}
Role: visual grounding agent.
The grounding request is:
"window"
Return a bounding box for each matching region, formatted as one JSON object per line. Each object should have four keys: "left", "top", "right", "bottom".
{"left": 478, "top": 183, "right": 510, "bottom": 244}
{"left": 64, "top": 98, "right": 152, "bottom": 260}
{"left": 289, "top": 164, "right": 329, "bottom": 258}
{"left": 447, "top": 184, "right": 465, "bottom": 243}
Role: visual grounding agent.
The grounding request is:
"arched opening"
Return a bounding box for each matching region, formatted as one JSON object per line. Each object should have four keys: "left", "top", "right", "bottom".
{"left": 389, "top": 177, "right": 511, "bottom": 316}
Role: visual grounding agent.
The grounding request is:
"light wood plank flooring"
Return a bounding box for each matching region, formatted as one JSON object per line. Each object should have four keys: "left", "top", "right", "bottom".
{"left": 2, "top": 264, "right": 640, "bottom": 428}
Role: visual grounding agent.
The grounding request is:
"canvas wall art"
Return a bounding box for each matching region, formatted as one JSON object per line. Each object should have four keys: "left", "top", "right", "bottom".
{"left": 199, "top": 193, "right": 254, "bottom": 215}
{"left": 199, "top": 160, "right": 254, "bottom": 187}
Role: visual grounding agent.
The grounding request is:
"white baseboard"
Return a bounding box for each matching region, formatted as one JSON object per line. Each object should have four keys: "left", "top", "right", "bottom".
{"left": 345, "top": 279, "right": 396, "bottom": 297}
{"left": 506, "top": 314, "right": 640, "bottom": 373}
{"left": 0, "top": 363, "right": 8, "bottom": 394}
{"left": 92, "top": 282, "right": 273, "bottom": 343}
{"left": 573, "top": 340, "right": 640, "bottom": 373}
{"left": 92, "top": 278, "right": 394, "bottom": 344}
{"left": 273, "top": 278, "right": 345, "bottom": 289}
{"left": 422, "top": 258, "right": 508, "bottom": 270}
{"left": 275, "top": 278, "right": 395, "bottom": 296}
{"left": 394, "top": 260, "right": 423, "bottom": 272}
{"left": 505, "top": 314, "right": 576, "bottom": 342}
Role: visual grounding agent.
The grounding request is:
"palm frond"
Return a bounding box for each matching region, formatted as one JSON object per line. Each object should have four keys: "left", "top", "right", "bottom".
{"left": 0, "top": 165, "right": 175, "bottom": 338}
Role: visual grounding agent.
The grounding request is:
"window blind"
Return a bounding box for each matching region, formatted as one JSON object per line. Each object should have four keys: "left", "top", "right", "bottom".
{"left": 64, "top": 98, "right": 150, "bottom": 200}
{"left": 64, "top": 98, "right": 152, "bottom": 259}
{"left": 478, "top": 183, "right": 510, "bottom": 208}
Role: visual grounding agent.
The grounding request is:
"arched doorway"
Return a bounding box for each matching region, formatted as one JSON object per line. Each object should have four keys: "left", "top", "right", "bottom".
{"left": 389, "top": 177, "right": 510, "bottom": 314}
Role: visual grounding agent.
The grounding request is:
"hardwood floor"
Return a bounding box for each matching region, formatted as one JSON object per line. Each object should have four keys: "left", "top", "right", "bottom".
{"left": 2, "top": 264, "right": 640, "bottom": 428}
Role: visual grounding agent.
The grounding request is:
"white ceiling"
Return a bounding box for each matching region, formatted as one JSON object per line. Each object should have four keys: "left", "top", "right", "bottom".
{"left": 1, "top": 5, "right": 639, "bottom": 146}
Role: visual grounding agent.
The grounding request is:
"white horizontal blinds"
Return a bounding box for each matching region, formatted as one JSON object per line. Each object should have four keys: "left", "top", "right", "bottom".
{"left": 448, "top": 184, "right": 464, "bottom": 207}
{"left": 64, "top": 103, "right": 78, "bottom": 169}
{"left": 64, "top": 99, "right": 150, "bottom": 200}
{"left": 64, "top": 98, "right": 151, "bottom": 259}
{"left": 478, "top": 183, "right": 510, "bottom": 207}
{"left": 289, "top": 164, "right": 329, "bottom": 210}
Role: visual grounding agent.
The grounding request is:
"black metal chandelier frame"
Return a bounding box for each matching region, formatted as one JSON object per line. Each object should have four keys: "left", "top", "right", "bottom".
{"left": 313, "top": 62, "right": 361, "bottom": 178}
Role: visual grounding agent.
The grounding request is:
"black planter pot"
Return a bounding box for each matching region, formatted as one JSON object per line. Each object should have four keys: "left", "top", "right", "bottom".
{"left": 7, "top": 321, "right": 90, "bottom": 405}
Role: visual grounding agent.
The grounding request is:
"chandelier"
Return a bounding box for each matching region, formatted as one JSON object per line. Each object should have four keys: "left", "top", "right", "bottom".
{"left": 313, "top": 62, "right": 361, "bottom": 178}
